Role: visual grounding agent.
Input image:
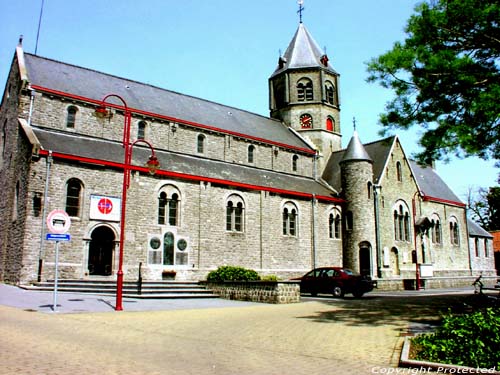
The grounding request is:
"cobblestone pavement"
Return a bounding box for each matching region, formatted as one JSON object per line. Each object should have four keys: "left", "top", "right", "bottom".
{"left": 0, "top": 289, "right": 468, "bottom": 375}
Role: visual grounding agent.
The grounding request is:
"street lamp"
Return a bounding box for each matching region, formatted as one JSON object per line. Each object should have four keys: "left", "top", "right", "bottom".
{"left": 95, "top": 94, "right": 159, "bottom": 311}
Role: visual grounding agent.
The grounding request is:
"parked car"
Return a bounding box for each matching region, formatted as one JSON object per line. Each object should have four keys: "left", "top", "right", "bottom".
{"left": 292, "top": 267, "right": 377, "bottom": 298}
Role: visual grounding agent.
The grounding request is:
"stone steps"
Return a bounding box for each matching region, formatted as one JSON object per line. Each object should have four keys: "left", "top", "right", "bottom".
{"left": 22, "top": 279, "right": 219, "bottom": 299}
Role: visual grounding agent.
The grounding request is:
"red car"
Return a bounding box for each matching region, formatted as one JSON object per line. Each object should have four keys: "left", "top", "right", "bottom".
{"left": 293, "top": 267, "right": 376, "bottom": 298}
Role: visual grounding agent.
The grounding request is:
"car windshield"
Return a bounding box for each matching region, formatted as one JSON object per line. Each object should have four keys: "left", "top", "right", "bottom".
{"left": 342, "top": 269, "right": 354, "bottom": 275}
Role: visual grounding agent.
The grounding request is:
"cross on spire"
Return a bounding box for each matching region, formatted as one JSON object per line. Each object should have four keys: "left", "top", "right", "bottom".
{"left": 297, "top": 0, "right": 305, "bottom": 23}
{"left": 353, "top": 117, "right": 357, "bottom": 131}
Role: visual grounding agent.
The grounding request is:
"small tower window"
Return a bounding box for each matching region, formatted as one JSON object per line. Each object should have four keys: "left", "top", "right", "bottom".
{"left": 248, "top": 145, "right": 255, "bottom": 164}
{"left": 396, "top": 161, "right": 403, "bottom": 182}
{"left": 292, "top": 155, "right": 299, "bottom": 172}
{"left": 138, "top": 121, "right": 146, "bottom": 140}
{"left": 66, "top": 106, "right": 77, "bottom": 128}
{"left": 197, "top": 134, "right": 206, "bottom": 154}
{"left": 325, "top": 81, "right": 335, "bottom": 105}
{"left": 326, "top": 117, "right": 334, "bottom": 132}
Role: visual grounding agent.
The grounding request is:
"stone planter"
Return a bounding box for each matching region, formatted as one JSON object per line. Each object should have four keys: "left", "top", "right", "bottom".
{"left": 205, "top": 281, "right": 301, "bottom": 304}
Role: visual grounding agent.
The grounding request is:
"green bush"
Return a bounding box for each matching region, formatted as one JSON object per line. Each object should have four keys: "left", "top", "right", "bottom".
{"left": 206, "top": 266, "right": 261, "bottom": 282}
{"left": 260, "top": 275, "right": 280, "bottom": 282}
{"left": 411, "top": 308, "right": 500, "bottom": 369}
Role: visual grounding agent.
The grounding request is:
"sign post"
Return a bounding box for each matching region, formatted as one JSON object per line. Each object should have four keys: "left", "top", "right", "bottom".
{"left": 46, "top": 210, "right": 71, "bottom": 312}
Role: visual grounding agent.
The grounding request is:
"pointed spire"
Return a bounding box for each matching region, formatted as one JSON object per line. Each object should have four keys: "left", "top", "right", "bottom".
{"left": 340, "top": 128, "right": 372, "bottom": 164}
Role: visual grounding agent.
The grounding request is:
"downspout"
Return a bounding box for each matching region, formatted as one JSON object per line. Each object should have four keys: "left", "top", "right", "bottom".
{"left": 373, "top": 185, "right": 382, "bottom": 278}
{"left": 37, "top": 150, "right": 52, "bottom": 282}
{"left": 27, "top": 87, "right": 35, "bottom": 126}
{"left": 311, "top": 194, "right": 317, "bottom": 269}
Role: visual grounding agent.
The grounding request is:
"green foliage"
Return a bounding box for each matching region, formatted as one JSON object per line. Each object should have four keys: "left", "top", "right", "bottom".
{"left": 260, "top": 275, "right": 280, "bottom": 282}
{"left": 206, "top": 266, "right": 261, "bottom": 282}
{"left": 411, "top": 308, "right": 500, "bottom": 368}
{"left": 366, "top": 0, "right": 500, "bottom": 164}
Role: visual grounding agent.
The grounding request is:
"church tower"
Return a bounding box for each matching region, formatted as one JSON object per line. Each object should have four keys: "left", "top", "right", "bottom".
{"left": 339, "top": 130, "right": 377, "bottom": 276}
{"left": 269, "top": 21, "right": 341, "bottom": 173}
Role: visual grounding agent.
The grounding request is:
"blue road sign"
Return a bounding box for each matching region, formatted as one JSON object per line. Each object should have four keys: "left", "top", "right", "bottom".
{"left": 46, "top": 233, "right": 71, "bottom": 241}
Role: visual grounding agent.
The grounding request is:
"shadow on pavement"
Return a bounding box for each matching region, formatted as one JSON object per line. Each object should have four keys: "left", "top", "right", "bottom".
{"left": 296, "top": 293, "right": 471, "bottom": 328}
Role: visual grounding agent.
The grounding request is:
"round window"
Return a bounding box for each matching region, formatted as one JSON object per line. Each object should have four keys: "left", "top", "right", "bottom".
{"left": 177, "top": 238, "right": 188, "bottom": 251}
{"left": 149, "top": 237, "right": 161, "bottom": 250}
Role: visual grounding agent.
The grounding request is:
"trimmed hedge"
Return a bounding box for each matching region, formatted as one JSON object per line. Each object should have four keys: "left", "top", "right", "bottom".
{"left": 206, "top": 266, "right": 261, "bottom": 282}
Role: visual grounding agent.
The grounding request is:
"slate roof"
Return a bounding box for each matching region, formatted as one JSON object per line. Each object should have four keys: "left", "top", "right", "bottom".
{"left": 340, "top": 130, "right": 372, "bottom": 164}
{"left": 322, "top": 135, "right": 464, "bottom": 205}
{"left": 271, "top": 23, "right": 338, "bottom": 77}
{"left": 23, "top": 53, "right": 313, "bottom": 153}
{"left": 467, "top": 219, "right": 493, "bottom": 238}
{"left": 31, "top": 127, "right": 337, "bottom": 199}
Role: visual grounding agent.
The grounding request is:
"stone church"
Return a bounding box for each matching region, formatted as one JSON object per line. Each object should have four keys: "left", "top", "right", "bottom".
{"left": 0, "top": 21, "right": 495, "bottom": 288}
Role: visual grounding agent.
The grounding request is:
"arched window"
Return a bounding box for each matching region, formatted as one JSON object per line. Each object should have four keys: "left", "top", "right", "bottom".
{"left": 393, "top": 201, "right": 410, "bottom": 241}
{"left": 396, "top": 161, "right": 403, "bottom": 182}
{"left": 282, "top": 201, "right": 298, "bottom": 236}
{"left": 137, "top": 121, "right": 146, "bottom": 140}
{"left": 248, "top": 145, "right": 255, "bottom": 164}
{"left": 328, "top": 208, "right": 342, "bottom": 239}
{"left": 65, "top": 178, "right": 83, "bottom": 217}
{"left": 326, "top": 117, "right": 334, "bottom": 132}
{"left": 163, "top": 232, "right": 175, "bottom": 265}
{"left": 449, "top": 217, "right": 460, "bottom": 245}
{"left": 431, "top": 214, "right": 442, "bottom": 244}
{"left": 226, "top": 194, "right": 245, "bottom": 232}
{"left": 158, "top": 185, "right": 181, "bottom": 226}
{"left": 66, "top": 106, "right": 77, "bottom": 128}
{"left": 324, "top": 81, "right": 335, "bottom": 105}
{"left": 367, "top": 181, "right": 373, "bottom": 199}
{"left": 197, "top": 134, "right": 206, "bottom": 154}
{"left": 297, "top": 78, "right": 313, "bottom": 101}
{"left": 292, "top": 155, "right": 299, "bottom": 172}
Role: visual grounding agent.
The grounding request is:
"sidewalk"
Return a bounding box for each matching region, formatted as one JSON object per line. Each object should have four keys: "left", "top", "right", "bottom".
{"left": 0, "top": 283, "right": 260, "bottom": 313}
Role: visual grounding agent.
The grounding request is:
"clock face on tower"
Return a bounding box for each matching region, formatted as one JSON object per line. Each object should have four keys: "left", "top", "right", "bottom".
{"left": 300, "top": 114, "right": 312, "bottom": 128}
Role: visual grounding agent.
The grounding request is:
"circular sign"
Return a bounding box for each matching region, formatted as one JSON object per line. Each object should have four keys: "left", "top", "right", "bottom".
{"left": 97, "top": 198, "right": 113, "bottom": 215}
{"left": 46, "top": 209, "right": 71, "bottom": 234}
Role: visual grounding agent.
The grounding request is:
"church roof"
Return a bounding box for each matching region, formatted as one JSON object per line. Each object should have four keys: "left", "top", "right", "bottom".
{"left": 271, "top": 23, "right": 338, "bottom": 77}
{"left": 467, "top": 219, "right": 493, "bottom": 238}
{"left": 31, "top": 127, "right": 338, "bottom": 200}
{"left": 321, "top": 135, "right": 464, "bottom": 206}
{"left": 22, "top": 53, "right": 314, "bottom": 154}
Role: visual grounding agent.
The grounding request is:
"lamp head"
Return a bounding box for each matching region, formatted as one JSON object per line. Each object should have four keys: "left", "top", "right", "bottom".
{"left": 146, "top": 155, "right": 160, "bottom": 175}
{"left": 95, "top": 105, "right": 110, "bottom": 118}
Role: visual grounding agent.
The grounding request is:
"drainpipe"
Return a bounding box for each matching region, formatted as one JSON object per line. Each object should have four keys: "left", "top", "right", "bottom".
{"left": 27, "top": 87, "right": 35, "bottom": 126}
{"left": 373, "top": 185, "right": 382, "bottom": 278}
{"left": 311, "top": 194, "right": 317, "bottom": 269}
{"left": 37, "top": 150, "right": 52, "bottom": 282}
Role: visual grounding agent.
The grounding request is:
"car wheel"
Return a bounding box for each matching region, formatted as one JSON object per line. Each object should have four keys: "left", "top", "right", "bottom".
{"left": 352, "top": 291, "right": 364, "bottom": 298}
{"left": 332, "top": 285, "right": 344, "bottom": 298}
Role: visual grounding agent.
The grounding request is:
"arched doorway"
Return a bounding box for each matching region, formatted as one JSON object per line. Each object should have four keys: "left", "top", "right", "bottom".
{"left": 390, "top": 247, "right": 401, "bottom": 276}
{"left": 88, "top": 226, "right": 115, "bottom": 276}
{"left": 359, "top": 242, "right": 372, "bottom": 276}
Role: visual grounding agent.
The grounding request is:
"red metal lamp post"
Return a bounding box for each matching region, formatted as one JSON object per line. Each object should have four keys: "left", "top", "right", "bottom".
{"left": 95, "top": 94, "right": 159, "bottom": 311}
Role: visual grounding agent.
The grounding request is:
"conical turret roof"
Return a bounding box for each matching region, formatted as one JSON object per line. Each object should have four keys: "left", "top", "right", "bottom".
{"left": 340, "top": 130, "right": 373, "bottom": 163}
{"left": 271, "top": 23, "right": 337, "bottom": 77}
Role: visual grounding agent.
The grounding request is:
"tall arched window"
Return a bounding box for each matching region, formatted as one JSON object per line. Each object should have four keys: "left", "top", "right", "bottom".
{"left": 431, "top": 214, "right": 442, "bottom": 244}
{"left": 137, "top": 121, "right": 146, "bottom": 140}
{"left": 297, "top": 78, "right": 313, "bottom": 101}
{"left": 393, "top": 202, "right": 410, "bottom": 241}
{"left": 367, "top": 181, "right": 373, "bottom": 199}
{"left": 66, "top": 178, "right": 83, "bottom": 217}
{"left": 197, "top": 134, "right": 206, "bottom": 154}
{"left": 282, "top": 201, "right": 298, "bottom": 236}
{"left": 396, "top": 161, "right": 403, "bottom": 182}
{"left": 449, "top": 217, "right": 460, "bottom": 245}
{"left": 158, "top": 185, "right": 181, "bottom": 226}
{"left": 248, "top": 145, "right": 255, "bottom": 164}
{"left": 66, "top": 106, "right": 78, "bottom": 128}
{"left": 226, "top": 194, "right": 245, "bottom": 232}
{"left": 328, "top": 208, "right": 341, "bottom": 239}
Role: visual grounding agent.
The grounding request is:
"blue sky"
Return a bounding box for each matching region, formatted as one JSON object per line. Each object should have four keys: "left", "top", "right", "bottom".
{"left": 0, "top": 0, "right": 497, "bottom": 199}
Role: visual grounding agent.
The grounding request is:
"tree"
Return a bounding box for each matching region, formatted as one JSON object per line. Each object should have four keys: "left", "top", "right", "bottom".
{"left": 366, "top": 0, "right": 500, "bottom": 165}
{"left": 467, "top": 185, "right": 500, "bottom": 231}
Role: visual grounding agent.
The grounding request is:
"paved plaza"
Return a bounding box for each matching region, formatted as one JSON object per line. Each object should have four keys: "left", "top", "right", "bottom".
{"left": 0, "top": 284, "right": 471, "bottom": 375}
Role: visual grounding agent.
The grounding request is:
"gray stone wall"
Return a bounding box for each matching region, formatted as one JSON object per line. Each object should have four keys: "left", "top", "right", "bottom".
{"left": 207, "top": 281, "right": 301, "bottom": 304}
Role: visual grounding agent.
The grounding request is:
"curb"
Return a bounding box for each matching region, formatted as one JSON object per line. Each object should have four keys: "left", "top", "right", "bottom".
{"left": 400, "top": 337, "right": 500, "bottom": 374}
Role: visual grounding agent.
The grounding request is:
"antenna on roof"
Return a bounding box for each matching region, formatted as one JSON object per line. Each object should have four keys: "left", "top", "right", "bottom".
{"left": 297, "top": 0, "right": 305, "bottom": 24}
{"left": 35, "top": 0, "right": 45, "bottom": 55}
